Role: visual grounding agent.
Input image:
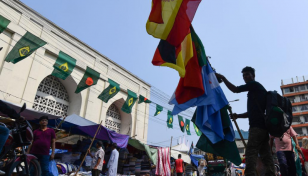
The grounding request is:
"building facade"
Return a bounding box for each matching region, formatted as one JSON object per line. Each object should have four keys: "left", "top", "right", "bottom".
{"left": 281, "top": 76, "right": 308, "bottom": 144}
{"left": 0, "top": 0, "right": 150, "bottom": 142}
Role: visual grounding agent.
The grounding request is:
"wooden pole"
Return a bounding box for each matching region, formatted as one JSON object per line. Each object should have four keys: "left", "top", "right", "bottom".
{"left": 227, "top": 106, "right": 246, "bottom": 148}
{"left": 170, "top": 136, "right": 173, "bottom": 157}
{"left": 75, "top": 120, "right": 103, "bottom": 176}
{"left": 56, "top": 115, "right": 68, "bottom": 129}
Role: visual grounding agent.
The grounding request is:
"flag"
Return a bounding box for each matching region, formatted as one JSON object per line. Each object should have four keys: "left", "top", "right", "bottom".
{"left": 5, "top": 32, "right": 47, "bottom": 64}
{"left": 154, "top": 104, "right": 163, "bottom": 116}
{"left": 51, "top": 51, "right": 76, "bottom": 80}
{"left": 138, "top": 95, "right": 152, "bottom": 104}
{"left": 189, "top": 142, "right": 194, "bottom": 154}
{"left": 0, "top": 15, "right": 10, "bottom": 34}
{"left": 152, "top": 32, "right": 194, "bottom": 77}
{"left": 185, "top": 119, "right": 191, "bottom": 135}
{"left": 190, "top": 27, "right": 207, "bottom": 67}
{"left": 196, "top": 134, "right": 241, "bottom": 166}
{"left": 121, "top": 90, "right": 138, "bottom": 114}
{"left": 75, "top": 67, "right": 100, "bottom": 93}
{"left": 98, "top": 79, "right": 120, "bottom": 103}
{"left": 178, "top": 115, "right": 185, "bottom": 132}
{"left": 167, "top": 110, "right": 173, "bottom": 128}
{"left": 170, "top": 61, "right": 228, "bottom": 115}
{"left": 146, "top": 0, "right": 202, "bottom": 47}
{"left": 193, "top": 123, "right": 202, "bottom": 136}
{"left": 192, "top": 104, "right": 235, "bottom": 144}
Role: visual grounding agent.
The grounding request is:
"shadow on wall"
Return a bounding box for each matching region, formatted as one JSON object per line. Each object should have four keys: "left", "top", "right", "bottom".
{"left": 58, "top": 75, "right": 82, "bottom": 115}
{"left": 109, "top": 98, "right": 132, "bottom": 136}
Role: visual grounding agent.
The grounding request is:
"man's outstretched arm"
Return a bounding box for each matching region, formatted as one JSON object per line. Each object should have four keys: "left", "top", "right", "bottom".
{"left": 215, "top": 73, "right": 239, "bottom": 93}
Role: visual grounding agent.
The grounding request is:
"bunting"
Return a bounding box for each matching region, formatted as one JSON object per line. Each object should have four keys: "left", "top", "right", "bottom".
{"left": 51, "top": 51, "right": 76, "bottom": 80}
{"left": 138, "top": 95, "right": 152, "bottom": 104}
{"left": 75, "top": 67, "right": 100, "bottom": 93}
{"left": 98, "top": 79, "right": 120, "bottom": 103}
{"left": 178, "top": 115, "right": 185, "bottom": 132}
{"left": 167, "top": 110, "right": 173, "bottom": 128}
{"left": 185, "top": 119, "right": 191, "bottom": 135}
{"left": 154, "top": 104, "right": 163, "bottom": 116}
{"left": 0, "top": 15, "right": 10, "bottom": 34}
{"left": 121, "top": 90, "right": 138, "bottom": 114}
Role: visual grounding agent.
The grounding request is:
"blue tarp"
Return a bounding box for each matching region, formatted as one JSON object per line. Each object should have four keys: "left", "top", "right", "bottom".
{"left": 190, "top": 154, "right": 205, "bottom": 167}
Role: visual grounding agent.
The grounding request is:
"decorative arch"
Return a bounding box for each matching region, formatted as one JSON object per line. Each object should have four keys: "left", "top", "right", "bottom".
{"left": 33, "top": 75, "right": 69, "bottom": 117}
{"left": 105, "top": 104, "right": 121, "bottom": 133}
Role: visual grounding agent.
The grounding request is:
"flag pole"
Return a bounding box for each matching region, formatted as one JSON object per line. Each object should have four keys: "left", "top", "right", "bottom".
{"left": 170, "top": 136, "right": 173, "bottom": 157}
{"left": 75, "top": 120, "right": 103, "bottom": 176}
{"left": 228, "top": 106, "right": 260, "bottom": 176}
{"left": 227, "top": 106, "right": 246, "bottom": 148}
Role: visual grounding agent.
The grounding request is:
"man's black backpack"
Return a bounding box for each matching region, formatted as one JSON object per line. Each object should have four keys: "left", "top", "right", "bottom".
{"left": 257, "top": 91, "right": 293, "bottom": 137}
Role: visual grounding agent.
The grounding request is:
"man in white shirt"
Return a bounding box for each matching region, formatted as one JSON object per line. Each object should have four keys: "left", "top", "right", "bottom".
{"left": 107, "top": 143, "right": 119, "bottom": 176}
{"left": 88, "top": 141, "right": 105, "bottom": 176}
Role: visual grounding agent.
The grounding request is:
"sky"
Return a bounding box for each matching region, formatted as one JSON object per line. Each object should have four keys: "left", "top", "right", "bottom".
{"left": 20, "top": 0, "right": 308, "bottom": 147}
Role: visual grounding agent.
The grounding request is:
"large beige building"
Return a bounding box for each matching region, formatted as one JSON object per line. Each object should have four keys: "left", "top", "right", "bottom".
{"left": 0, "top": 0, "right": 150, "bottom": 142}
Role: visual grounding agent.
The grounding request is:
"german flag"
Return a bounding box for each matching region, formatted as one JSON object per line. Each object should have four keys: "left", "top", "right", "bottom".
{"left": 152, "top": 31, "right": 194, "bottom": 78}
{"left": 146, "top": 0, "right": 202, "bottom": 47}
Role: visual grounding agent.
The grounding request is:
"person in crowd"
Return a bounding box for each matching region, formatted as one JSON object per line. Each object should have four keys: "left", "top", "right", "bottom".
{"left": 301, "top": 137, "right": 308, "bottom": 174}
{"left": 292, "top": 138, "right": 303, "bottom": 176}
{"left": 106, "top": 143, "right": 119, "bottom": 176}
{"left": 88, "top": 141, "right": 105, "bottom": 176}
{"left": 27, "top": 116, "right": 55, "bottom": 176}
{"left": 103, "top": 141, "right": 112, "bottom": 171}
{"left": 216, "top": 67, "right": 275, "bottom": 175}
{"left": 270, "top": 126, "right": 299, "bottom": 176}
{"left": 175, "top": 154, "right": 185, "bottom": 176}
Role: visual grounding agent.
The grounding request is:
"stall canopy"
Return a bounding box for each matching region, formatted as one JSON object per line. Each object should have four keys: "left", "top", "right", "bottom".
{"left": 0, "top": 100, "right": 61, "bottom": 120}
{"left": 171, "top": 143, "right": 190, "bottom": 152}
{"left": 46, "top": 114, "right": 129, "bottom": 148}
{"left": 128, "top": 138, "right": 158, "bottom": 165}
{"left": 170, "top": 150, "right": 191, "bottom": 164}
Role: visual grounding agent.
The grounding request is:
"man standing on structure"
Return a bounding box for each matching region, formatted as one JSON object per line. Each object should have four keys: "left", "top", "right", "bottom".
{"left": 216, "top": 66, "right": 275, "bottom": 176}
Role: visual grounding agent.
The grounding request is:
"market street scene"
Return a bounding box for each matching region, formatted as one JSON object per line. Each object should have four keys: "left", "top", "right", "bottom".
{"left": 0, "top": 0, "right": 307, "bottom": 176}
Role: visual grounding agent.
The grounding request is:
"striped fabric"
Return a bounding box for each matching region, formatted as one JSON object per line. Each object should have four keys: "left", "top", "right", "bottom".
{"left": 155, "top": 147, "right": 171, "bottom": 176}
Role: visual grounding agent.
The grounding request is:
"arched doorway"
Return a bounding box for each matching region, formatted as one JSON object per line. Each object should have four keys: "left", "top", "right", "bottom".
{"left": 105, "top": 104, "right": 121, "bottom": 133}
{"left": 32, "top": 75, "right": 69, "bottom": 118}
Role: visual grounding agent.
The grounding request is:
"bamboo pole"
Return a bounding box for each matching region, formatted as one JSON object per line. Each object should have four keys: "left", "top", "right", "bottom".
{"left": 170, "top": 136, "right": 173, "bottom": 157}
{"left": 56, "top": 115, "right": 68, "bottom": 129}
{"left": 75, "top": 120, "right": 103, "bottom": 176}
{"left": 227, "top": 106, "right": 246, "bottom": 148}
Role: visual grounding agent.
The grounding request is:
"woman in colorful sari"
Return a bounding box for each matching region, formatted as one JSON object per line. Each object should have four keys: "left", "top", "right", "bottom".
{"left": 292, "top": 138, "right": 303, "bottom": 176}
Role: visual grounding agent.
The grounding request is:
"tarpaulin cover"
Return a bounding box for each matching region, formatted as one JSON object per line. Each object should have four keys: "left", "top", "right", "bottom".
{"left": 37, "top": 114, "right": 129, "bottom": 148}
{"left": 171, "top": 143, "right": 190, "bottom": 152}
{"left": 170, "top": 150, "right": 191, "bottom": 164}
{"left": 128, "top": 138, "right": 158, "bottom": 165}
{"left": 190, "top": 154, "right": 204, "bottom": 167}
{"left": 0, "top": 100, "right": 61, "bottom": 120}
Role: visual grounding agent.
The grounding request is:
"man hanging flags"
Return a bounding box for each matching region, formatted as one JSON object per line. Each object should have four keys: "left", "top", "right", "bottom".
{"left": 146, "top": 0, "right": 202, "bottom": 47}
{"left": 185, "top": 119, "right": 191, "bottom": 135}
{"left": 121, "top": 90, "right": 138, "bottom": 114}
{"left": 193, "top": 123, "right": 202, "bottom": 136}
{"left": 98, "top": 79, "right": 120, "bottom": 103}
{"left": 178, "top": 115, "right": 185, "bottom": 132}
{"left": 75, "top": 67, "right": 100, "bottom": 93}
{"left": 51, "top": 51, "right": 76, "bottom": 80}
{"left": 154, "top": 104, "right": 163, "bottom": 116}
{"left": 0, "top": 15, "right": 10, "bottom": 34}
{"left": 5, "top": 32, "right": 47, "bottom": 64}
{"left": 138, "top": 95, "right": 152, "bottom": 104}
{"left": 167, "top": 111, "right": 173, "bottom": 129}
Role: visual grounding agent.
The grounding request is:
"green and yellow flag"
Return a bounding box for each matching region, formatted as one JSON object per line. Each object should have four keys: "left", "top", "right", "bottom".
{"left": 5, "top": 32, "right": 47, "bottom": 64}
{"left": 185, "top": 119, "right": 191, "bottom": 135}
{"left": 178, "top": 115, "right": 185, "bottom": 132}
{"left": 138, "top": 95, "right": 151, "bottom": 104}
{"left": 51, "top": 51, "right": 76, "bottom": 80}
{"left": 0, "top": 15, "right": 10, "bottom": 34}
{"left": 167, "top": 111, "right": 173, "bottom": 129}
{"left": 193, "top": 123, "right": 202, "bottom": 136}
{"left": 75, "top": 67, "right": 100, "bottom": 93}
{"left": 121, "top": 90, "right": 138, "bottom": 114}
{"left": 154, "top": 104, "right": 163, "bottom": 116}
{"left": 98, "top": 79, "right": 120, "bottom": 103}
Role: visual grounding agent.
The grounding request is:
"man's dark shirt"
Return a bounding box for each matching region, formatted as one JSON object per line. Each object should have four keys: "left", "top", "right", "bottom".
{"left": 237, "top": 81, "right": 267, "bottom": 129}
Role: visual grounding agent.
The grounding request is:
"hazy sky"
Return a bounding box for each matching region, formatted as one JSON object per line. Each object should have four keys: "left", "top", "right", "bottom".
{"left": 20, "top": 0, "right": 308, "bottom": 147}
